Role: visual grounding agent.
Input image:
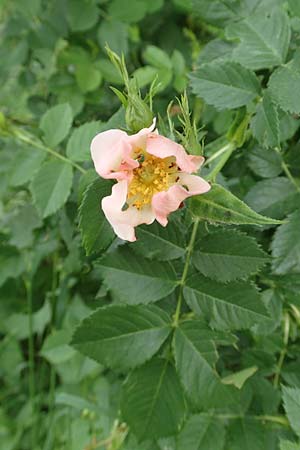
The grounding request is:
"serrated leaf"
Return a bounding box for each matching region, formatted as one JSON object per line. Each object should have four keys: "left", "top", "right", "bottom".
{"left": 271, "top": 210, "right": 300, "bottom": 275}
{"left": 177, "top": 414, "right": 225, "bottom": 450}
{"left": 71, "top": 304, "right": 171, "bottom": 371}
{"left": 97, "top": 247, "right": 178, "bottom": 304}
{"left": 226, "top": 9, "right": 290, "bottom": 70}
{"left": 30, "top": 160, "right": 73, "bottom": 218}
{"left": 79, "top": 178, "right": 114, "bottom": 255}
{"left": 251, "top": 92, "right": 280, "bottom": 148}
{"left": 227, "top": 418, "right": 266, "bottom": 450}
{"left": 191, "top": 183, "right": 282, "bottom": 226}
{"left": 222, "top": 366, "right": 258, "bottom": 389}
{"left": 184, "top": 275, "right": 269, "bottom": 330}
{"left": 40, "top": 103, "right": 73, "bottom": 147}
{"left": 121, "top": 358, "right": 185, "bottom": 440}
{"left": 190, "top": 61, "right": 260, "bottom": 110}
{"left": 173, "top": 320, "right": 233, "bottom": 408}
{"left": 245, "top": 177, "right": 300, "bottom": 219}
{"left": 282, "top": 386, "right": 300, "bottom": 438}
{"left": 268, "top": 62, "right": 300, "bottom": 114}
{"left": 67, "top": 121, "right": 101, "bottom": 162}
{"left": 193, "top": 229, "right": 268, "bottom": 282}
{"left": 280, "top": 440, "right": 300, "bottom": 450}
{"left": 133, "top": 221, "right": 186, "bottom": 261}
{"left": 247, "top": 146, "right": 282, "bottom": 178}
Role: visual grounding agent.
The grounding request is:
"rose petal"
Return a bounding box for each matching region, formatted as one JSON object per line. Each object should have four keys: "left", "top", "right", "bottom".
{"left": 128, "top": 118, "right": 157, "bottom": 151}
{"left": 146, "top": 134, "right": 204, "bottom": 173}
{"left": 91, "top": 129, "right": 129, "bottom": 179}
{"left": 102, "top": 180, "right": 155, "bottom": 242}
{"left": 152, "top": 174, "right": 210, "bottom": 226}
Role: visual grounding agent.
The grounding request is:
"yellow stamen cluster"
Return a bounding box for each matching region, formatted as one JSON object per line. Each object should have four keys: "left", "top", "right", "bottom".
{"left": 127, "top": 153, "right": 179, "bottom": 209}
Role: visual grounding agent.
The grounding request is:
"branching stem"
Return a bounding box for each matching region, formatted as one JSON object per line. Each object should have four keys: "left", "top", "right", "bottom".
{"left": 173, "top": 218, "right": 200, "bottom": 327}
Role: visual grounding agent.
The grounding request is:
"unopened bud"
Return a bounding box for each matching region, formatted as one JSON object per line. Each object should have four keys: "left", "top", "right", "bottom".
{"left": 125, "top": 93, "right": 153, "bottom": 133}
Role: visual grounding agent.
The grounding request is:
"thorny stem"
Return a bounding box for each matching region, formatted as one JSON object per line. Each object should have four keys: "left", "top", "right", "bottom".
{"left": 13, "top": 129, "right": 87, "bottom": 174}
{"left": 173, "top": 218, "right": 200, "bottom": 327}
{"left": 273, "top": 312, "right": 290, "bottom": 388}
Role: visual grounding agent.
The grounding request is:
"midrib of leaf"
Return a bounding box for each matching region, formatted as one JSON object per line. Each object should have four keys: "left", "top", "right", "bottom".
{"left": 185, "top": 285, "right": 268, "bottom": 319}
{"left": 178, "top": 328, "right": 218, "bottom": 375}
{"left": 198, "top": 250, "right": 265, "bottom": 260}
{"left": 244, "top": 21, "right": 283, "bottom": 62}
{"left": 44, "top": 164, "right": 69, "bottom": 215}
{"left": 142, "top": 359, "right": 168, "bottom": 437}
{"left": 100, "top": 265, "right": 177, "bottom": 282}
{"left": 202, "top": 78, "right": 256, "bottom": 95}
{"left": 76, "top": 325, "right": 169, "bottom": 344}
{"left": 138, "top": 228, "right": 184, "bottom": 252}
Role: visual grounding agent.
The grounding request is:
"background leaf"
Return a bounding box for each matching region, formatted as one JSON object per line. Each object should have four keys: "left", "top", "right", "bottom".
{"left": 177, "top": 414, "right": 225, "bottom": 450}
{"left": 67, "top": 121, "right": 101, "bottom": 162}
{"left": 40, "top": 103, "right": 73, "bottom": 147}
{"left": 30, "top": 160, "right": 73, "bottom": 218}
{"left": 282, "top": 385, "right": 300, "bottom": 437}
{"left": 250, "top": 92, "right": 280, "bottom": 148}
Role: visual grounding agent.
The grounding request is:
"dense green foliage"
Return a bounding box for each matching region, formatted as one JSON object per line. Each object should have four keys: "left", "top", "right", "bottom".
{"left": 1, "top": 0, "right": 300, "bottom": 449}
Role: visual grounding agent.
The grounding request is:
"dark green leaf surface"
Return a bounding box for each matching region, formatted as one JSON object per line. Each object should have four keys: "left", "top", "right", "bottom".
{"left": 72, "top": 304, "right": 171, "bottom": 371}
{"left": 271, "top": 210, "right": 300, "bottom": 275}
{"left": 245, "top": 177, "right": 300, "bottom": 219}
{"left": 121, "top": 359, "right": 185, "bottom": 440}
{"left": 247, "top": 146, "right": 282, "bottom": 178}
{"left": 173, "top": 320, "right": 233, "bottom": 407}
{"left": 193, "top": 229, "right": 268, "bottom": 282}
{"left": 97, "top": 247, "right": 178, "bottom": 304}
{"left": 190, "top": 61, "right": 260, "bottom": 110}
{"left": 227, "top": 419, "right": 266, "bottom": 450}
{"left": 251, "top": 92, "right": 280, "bottom": 148}
{"left": 184, "top": 275, "right": 269, "bottom": 330}
{"left": 79, "top": 178, "right": 115, "bottom": 255}
{"left": 134, "top": 221, "right": 186, "bottom": 261}
{"left": 191, "top": 184, "right": 282, "bottom": 225}
{"left": 177, "top": 414, "right": 225, "bottom": 450}
{"left": 268, "top": 62, "right": 300, "bottom": 114}
{"left": 283, "top": 386, "right": 300, "bottom": 437}
{"left": 226, "top": 9, "right": 290, "bottom": 70}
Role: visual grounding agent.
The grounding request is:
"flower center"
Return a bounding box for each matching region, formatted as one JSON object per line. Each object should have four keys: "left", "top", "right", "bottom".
{"left": 127, "top": 152, "right": 178, "bottom": 209}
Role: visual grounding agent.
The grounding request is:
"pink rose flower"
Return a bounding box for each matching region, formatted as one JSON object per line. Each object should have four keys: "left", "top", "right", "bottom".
{"left": 91, "top": 121, "right": 210, "bottom": 242}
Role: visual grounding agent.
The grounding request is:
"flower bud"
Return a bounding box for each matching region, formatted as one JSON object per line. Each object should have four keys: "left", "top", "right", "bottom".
{"left": 125, "top": 92, "right": 154, "bottom": 133}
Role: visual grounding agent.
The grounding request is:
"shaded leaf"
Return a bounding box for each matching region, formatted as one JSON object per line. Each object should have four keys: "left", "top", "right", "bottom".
{"left": 250, "top": 92, "right": 280, "bottom": 148}
{"left": 247, "top": 146, "right": 282, "bottom": 178}
{"left": 79, "top": 178, "right": 114, "bottom": 255}
{"left": 268, "top": 61, "right": 300, "bottom": 114}
{"left": 177, "top": 414, "right": 225, "bottom": 450}
{"left": 282, "top": 385, "right": 300, "bottom": 437}
{"left": 121, "top": 359, "right": 185, "bottom": 440}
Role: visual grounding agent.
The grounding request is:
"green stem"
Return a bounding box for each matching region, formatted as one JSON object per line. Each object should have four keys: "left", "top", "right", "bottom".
{"left": 273, "top": 312, "right": 290, "bottom": 388}
{"left": 203, "top": 142, "right": 234, "bottom": 167}
{"left": 13, "top": 128, "right": 87, "bottom": 174}
{"left": 25, "top": 278, "right": 37, "bottom": 447}
{"left": 173, "top": 218, "right": 200, "bottom": 327}
{"left": 205, "top": 142, "right": 235, "bottom": 182}
{"left": 281, "top": 160, "right": 300, "bottom": 192}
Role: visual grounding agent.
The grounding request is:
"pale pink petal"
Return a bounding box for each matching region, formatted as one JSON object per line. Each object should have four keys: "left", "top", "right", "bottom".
{"left": 91, "top": 129, "right": 129, "bottom": 179}
{"left": 146, "top": 134, "right": 204, "bottom": 173}
{"left": 128, "top": 118, "right": 157, "bottom": 151}
{"left": 152, "top": 174, "right": 210, "bottom": 226}
{"left": 177, "top": 173, "right": 211, "bottom": 195}
{"left": 102, "top": 180, "right": 155, "bottom": 242}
